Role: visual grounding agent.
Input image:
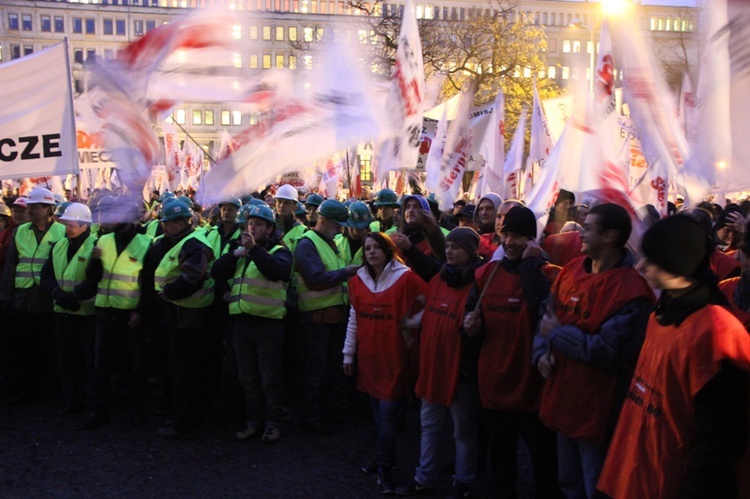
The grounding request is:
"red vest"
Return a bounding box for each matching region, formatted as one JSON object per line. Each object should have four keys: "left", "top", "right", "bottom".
{"left": 711, "top": 250, "right": 741, "bottom": 281}
{"left": 539, "top": 256, "right": 654, "bottom": 444}
{"left": 476, "top": 261, "right": 551, "bottom": 412}
{"left": 415, "top": 274, "right": 472, "bottom": 406}
{"left": 541, "top": 231, "right": 582, "bottom": 267}
{"left": 478, "top": 234, "right": 497, "bottom": 261}
{"left": 349, "top": 270, "right": 425, "bottom": 401}
{"left": 719, "top": 277, "right": 750, "bottom": 330}
{"left": 598, "top": 306, "right": 750, "bottom": 499}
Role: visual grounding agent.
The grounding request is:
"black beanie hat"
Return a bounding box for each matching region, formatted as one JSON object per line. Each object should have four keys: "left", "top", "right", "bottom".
{"left": 446, "top": 227, "right": 480, "bottom": 256}
{"left": 501, "top": 206, "right": 537, "bottom": 240}
{"left": 715, "top": 204, "right": 744, "bottom": 232}
{"left": 641, "top": 215, "right": 709, "bottom": 277}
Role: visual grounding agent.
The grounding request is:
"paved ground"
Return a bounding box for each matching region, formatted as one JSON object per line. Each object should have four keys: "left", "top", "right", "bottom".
{"left": 0, "top": 390, "right": 536, "bottom": 498}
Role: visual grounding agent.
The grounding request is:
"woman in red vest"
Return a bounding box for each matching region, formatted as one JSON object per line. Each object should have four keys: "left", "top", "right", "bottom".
{"left": 395, "top": 227, "right": 485, "bottom": 498}
{"left": 343, "top": 232, "right": 425, "bottom": 495}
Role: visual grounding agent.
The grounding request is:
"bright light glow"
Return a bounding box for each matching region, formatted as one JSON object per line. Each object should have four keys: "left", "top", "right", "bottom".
{"left": 717, "top": 161, "right": 728, "bottom": 170}
{"left": 601, "top": 0, "right": 630, "bottom": 17}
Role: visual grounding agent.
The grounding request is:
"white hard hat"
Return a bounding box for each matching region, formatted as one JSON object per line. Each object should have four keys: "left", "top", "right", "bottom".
{"left": 26, "top": 187, "right": 56, "bottom": 205}
{"left": 274, "top": 184, "right": 299, "bottom": 202}
{"left": 58, "top": 202, "right": 92, "bottom": 224}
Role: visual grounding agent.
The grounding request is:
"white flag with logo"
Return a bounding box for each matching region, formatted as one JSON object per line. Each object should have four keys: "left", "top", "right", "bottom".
{"left": 502, "top": 108, "right": 527, "bottom": 201}
{"left": 477, "top": 91, "right": 506, "bottom": 196}
{"left": 0, "top": 42, "right": 78, "bottom": 180}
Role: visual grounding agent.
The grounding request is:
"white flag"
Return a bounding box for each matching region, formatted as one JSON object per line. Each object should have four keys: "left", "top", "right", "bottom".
{"left": 0, "top": 42, "right": 78, "bottom": 180}
{"left": 502, "top": 108, "right": 527, "bottom": 201}
{"left": 434, "top": 84, "right": 474, "bottom": 211}
{"left": 478, "top": 91, "right": 506, "bottom": 196}
{"left": 424, "top": 108, "right": 448, "bottom": 193}
{"left": 526, "top": 82, "right": 553, "bottom": 199}
{"left": 379, "top": 0, "right": 426, "bottom": 171}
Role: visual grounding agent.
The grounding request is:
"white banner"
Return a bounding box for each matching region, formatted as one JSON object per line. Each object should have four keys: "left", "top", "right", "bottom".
{"left": 0, "top": 42, "right": 78, "bottom": 180}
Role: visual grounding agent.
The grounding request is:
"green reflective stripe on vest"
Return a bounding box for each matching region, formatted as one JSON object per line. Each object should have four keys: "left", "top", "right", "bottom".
{"left": 206, "top": 225, "right": 241, "bottom": 259}
{"left": 369, "top": 220, "right": 381, "bottom": 232}
{"left": 154, "top": 230, "right": 214, "bottom": 309}
{"left": 14, "top": 222, "right": 66, "bottom": 288}
{"left": 95, "top": 233, "right": 151, "bottom": 310}
{"left": 228, "top": 245, "right": 287, "bottom": 319}
{"left": 385, "top": 226, "right": 398, "bottom": 236}
{"left": 334, "top": 234, "right": 364, "bottom": 267}
{"left": 52, "top": 234, "right": 97, "bottom": 316}
{"left": 296, "top": 231, "right": 347, "bottom": 313}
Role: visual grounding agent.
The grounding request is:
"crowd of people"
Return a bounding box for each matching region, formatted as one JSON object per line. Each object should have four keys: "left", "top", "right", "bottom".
{"left": 1, "top": 183, "right": 750, "bottom": 498}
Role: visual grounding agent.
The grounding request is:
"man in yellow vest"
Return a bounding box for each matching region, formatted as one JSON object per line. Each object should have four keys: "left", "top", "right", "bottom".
{"left": 83, "top": 199, "right": 152, "bottom": 430}
{"left": 274, "top": 184, "right": 307, "bottom": 253}
{"left": 335, "top": 201, "right": 373, "bottom": 266}
{"left": 211, "top": 204, "right": 292, "bottom": 443}
{"left": 0, "top": 186, "right": 66, "bottom": 403}
{"left": 370, "top": 188, "right": 399, "bottom": 233}
{"left": 294, "top": 199, "right": 359, "bottom": 435}
{"left": 145, "top": 198, "right": 215, "bottom": 439}
{"left": 39, "top": 203, "right": 98, "bottom": 420}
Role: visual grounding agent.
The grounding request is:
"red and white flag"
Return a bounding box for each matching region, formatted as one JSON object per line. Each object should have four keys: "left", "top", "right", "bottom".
{"left": 502, "top": 108, "right": 527, "bottom": 201}
{"left": 477, "top": 91, "right": 506, "bottom": 197}
{"left": 433, "top": 84, "right": 474, "bottom": 211}
{"left": 379, "top": 0, "right": 426, "bottom": 172}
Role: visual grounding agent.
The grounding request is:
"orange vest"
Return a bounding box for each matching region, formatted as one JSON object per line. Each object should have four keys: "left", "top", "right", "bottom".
{"left": 598, "top": 306, "right": 750, "bottom": 498}
{"left": 348, "top": 270, "right": 425, "bottom": 401}
{"left": 476, "top": 261, "right": 550, "bottom": 412}
{"left": 539, "top": 256, "right": 654, "bottom": 444}
{"left": 415, "top": 274, "right": 472, "bottom": 406}
{"left": 541, "top": 230, "right": 583, "bottom": 267}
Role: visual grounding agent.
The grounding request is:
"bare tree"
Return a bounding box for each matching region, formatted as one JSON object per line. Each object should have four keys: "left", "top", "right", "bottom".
{"left": 650, "top": 9, "right": 700, "bottom": 93}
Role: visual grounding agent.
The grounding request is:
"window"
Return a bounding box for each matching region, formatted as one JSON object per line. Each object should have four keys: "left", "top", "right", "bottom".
{"left": 233, "top": 53, "right": 242, "bottom": 68}
{"left": 87, "top": 49, "right": 96, "bottom": 62}
{"left": 262, "top": 26, "right": 271, "bottom": 40}
{"left": 523, "top": 67, "right": 532, "bottom": 78}
{"left": 233, "top": 25, "right": 241, "bottom": 39}
{"left": 262, "top": 54, "right": 271, "bottom": 69}
{"left": 85, "top": 18, "right": 95, "bottom": 34}
{"left": 250, "top": 25, "right": 258, "bottom": 39}
{"left": 572, "top": 67, "right": 579, "bottom": 79}
{"left": 116, "top": 19, "right": 126, "bottom": 35}
{"left": 548, "top": 66, "right": 556, "bottom": 79}
{"left": 562, "top": 40, "right": 571, "bottom": 53}
{"left": 304, "top": 27, "right": 314, "bottom": 42}
{"left": 665, "top": 18, "right": 672, "bottom": 31}
{"left": 289, "top": 26, "right": 297, "bottom": 41}
{"left": 275, "top": 54, "right": 284, "bottom": 68}
{"left": 134, "top": 20, "right": 143, "bottom": 36}
{"left": 22, "top": 14, "right": 31, "bottom": 31}
{"left": 205, "top": 110, "right": 214, "bottom": 126}
{"left": 289, "top": 54, "right": 297, "bottom": 69}
{"left": 587, "top": 41, "right": 593, "bottom": 55}
{"left": 73, "top": 17, "right": 83, "bottom": 34}
{"left": 562, "top": 66, "right": 570, "bottom": 80}
{"left": 276, "top": 26, "right": 284, "bottom": 41}
{"left": 41, "top": 15, "right": 51, "bottom": 32}
{"left": 146, "top": 20, "right": 156, "bottom": 32}
{"left": 249, "top": 54, "right": 259, "bottom": 69}
{"left": 192, "top": 110, "right": 202, "bottom": 125}
{"left": 572, "top": 40, "right": 581, "bottom": 53}
{"left": 74, "top": 48, "right": 84, "bottom": 64}
{"left": 54, "top": 16, "right": 64, "bottom": 32}
{"left": 104, "top": 18, "right": 114, "bottom": 35}
{"left": 8, "top": 14, "right": 19, "bottom": 30}
{"left": 221, "top": 110, "right": 231, "bottom": 126}
{"left": 24, "top": 46, "right": 33, "bottom": 56}
{"left": 175, "top": 109, "right": 186, "bottom": 125}
{"left": 11, "top": 45, "right": 21, "bottom": 60}
{"left": 548, "top": 39, "right": 557, "bottom": 53}
{"left": 303, "top": 54, "right": 313, "bottom": 70}
{"left": 232, "top": 110, "right": 242, "bottom": 126}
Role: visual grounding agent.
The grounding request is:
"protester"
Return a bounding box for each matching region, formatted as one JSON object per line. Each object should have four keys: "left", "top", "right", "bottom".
{"left": 390, "top": 195, "right": 446, "bottom": 283}
{"left": 533, "top": 203, "right": 655, "bottom": 498}
{"left": 0, "top": 202, "right": 17, "bottom": 272}
{"left": 294, "top": 199, "right": 359, "bottom": 435}
{"left": 275, "top": 185, "right": 307, "bottom": 253}
{"left": 598, "top": 214, "right": 750, "bottom": 498}
{"left": 212, "top": 204, "right": 292, "bottom": 443}
{"left": 370, "top": 189, "right": 400, "bottom": 234}
{"left": 544, "top": 189, "right": 576, "bottom": 237}
{"left": 473, "top": 193, "right": 503, "bottom": 236}
{"left": 335, "top": 201, "right": 373, "bottom": 266}
{"left": 304, "top": 194, "right": 324, "bottom": 230}
{"left": 343, "top": 232, "right": 425, "bottom": 494}
{"left": 464, "top": 207, "right": 561, "bottom": 498}
{"left": 396, "top": 227, "right": 484, "bottom": 498}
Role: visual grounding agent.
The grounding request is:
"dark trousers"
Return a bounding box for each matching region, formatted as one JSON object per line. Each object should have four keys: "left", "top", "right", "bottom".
{"left": 90, "top": 312, "right": 147, "bottom": 418}
{"left": 231, "top": 316, "right": 285, "bottom": 427}
{"left": 9, "top": 312, "right": 57, "bottom": 399}
{"left": 55, "top": 315, "right": 96, "bottom": 408}
{"left": 484, "top": 409, "right": 561, "bottom": 498}
{"left": 166, "top": 326, "right": 206, "bottom": 434}
{"left": 301, "top": 321, "right": 346, "bottom": 422}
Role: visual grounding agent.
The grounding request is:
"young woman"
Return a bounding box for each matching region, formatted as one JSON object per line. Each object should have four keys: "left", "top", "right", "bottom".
{"left": 343, "top": 232, "right": 425, "bottom": 495}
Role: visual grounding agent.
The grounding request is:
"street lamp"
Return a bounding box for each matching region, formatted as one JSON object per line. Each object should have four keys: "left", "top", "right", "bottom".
{"left": 569, "top": 20, "right": 595, "bottom": 95}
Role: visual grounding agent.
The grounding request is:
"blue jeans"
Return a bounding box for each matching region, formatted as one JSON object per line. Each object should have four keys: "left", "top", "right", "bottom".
{"left": 370, "top": 396, "right": 407, "bottom": 467}
{"left": 415, "top": 381, "right": 480, "bottom": 486}
{"left": 557, "top": 434, "right": 607, "bottom": 499}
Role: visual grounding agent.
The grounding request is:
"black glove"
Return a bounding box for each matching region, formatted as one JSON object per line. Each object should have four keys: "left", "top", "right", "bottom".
{"left": 55, "top": 291, "right": 81, "bottom": 312}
